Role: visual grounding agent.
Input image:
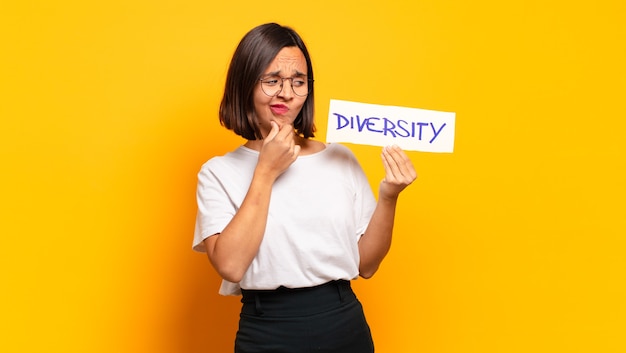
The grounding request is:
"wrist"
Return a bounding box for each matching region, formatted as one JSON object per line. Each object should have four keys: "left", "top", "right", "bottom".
{"left": 252, "top": 166, "right": 279, "bottom": 185}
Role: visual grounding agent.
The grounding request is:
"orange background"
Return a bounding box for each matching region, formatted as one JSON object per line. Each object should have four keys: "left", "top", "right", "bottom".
{"left": 2, "top": 1, "right": 625, "bottom": 352}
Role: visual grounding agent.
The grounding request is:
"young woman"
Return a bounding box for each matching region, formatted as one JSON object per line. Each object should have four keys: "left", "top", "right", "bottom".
{"left": 193, "top": 23, "right": 416, "bottom": 353}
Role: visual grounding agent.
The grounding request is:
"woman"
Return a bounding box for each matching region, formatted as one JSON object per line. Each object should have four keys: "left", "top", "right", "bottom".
{"left": 193, "top": 23, "right": 416, "bottom": 353}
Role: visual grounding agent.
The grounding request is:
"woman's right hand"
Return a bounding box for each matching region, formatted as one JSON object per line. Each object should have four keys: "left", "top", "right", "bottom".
{"left": 256, "top": 121, "right": 301, "bottom": 180}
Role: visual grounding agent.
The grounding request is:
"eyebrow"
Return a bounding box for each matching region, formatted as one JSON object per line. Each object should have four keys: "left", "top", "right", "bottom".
{"left": 264, "top": 70, "right": 307, "bottom": 77}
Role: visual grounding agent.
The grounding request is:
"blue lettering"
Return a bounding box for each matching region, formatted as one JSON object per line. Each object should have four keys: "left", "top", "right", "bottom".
{"left": 356, "top": 115, "right": 369, "bottom": 132}
{"left": 415, "top": 122, "right": 428, "bottom": 140}
{"left": 382, "top": 118, "right": 397, "bottom": 137}
{"left": 334, "top": 113, "right": 350, "bottom": 129}
{"left": 334, "top": 111, "right": 447, "bottom": 146}
{"left": 395, "top": 120, "right": 410, "bottom": 138}
{"left": 429, "top": 122, "right": 446, "bottom": 143}
{"left": 366, "top": 117, "right": 382, "bottom": 133}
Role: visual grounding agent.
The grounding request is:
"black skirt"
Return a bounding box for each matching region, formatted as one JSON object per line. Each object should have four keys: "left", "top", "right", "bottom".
{"left": 235, "top": 280, "right": 374, "bottom": 353}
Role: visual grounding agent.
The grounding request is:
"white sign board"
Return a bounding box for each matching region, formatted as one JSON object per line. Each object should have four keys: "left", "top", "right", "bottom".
{"left": 326, "top": 99, "right": 455, "bottom": 153}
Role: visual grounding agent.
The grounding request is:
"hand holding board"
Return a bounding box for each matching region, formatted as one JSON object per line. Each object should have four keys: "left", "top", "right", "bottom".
{"left": 326, "top": 99, "right": 455, "bottom": 153}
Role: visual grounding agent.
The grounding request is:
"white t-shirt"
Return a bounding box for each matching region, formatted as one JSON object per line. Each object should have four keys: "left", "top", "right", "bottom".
{"left": 193, "top": 143, "right": 376, "bottom": 295}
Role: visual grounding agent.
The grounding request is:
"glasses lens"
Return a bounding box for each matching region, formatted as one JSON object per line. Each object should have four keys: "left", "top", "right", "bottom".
{"left": 260, "top": 76, "right": 310, "bottom": 97}
{"left": 260, "top": 76, "right": 281, "bottom": 96}
{"left": 290, "top": 78, "right": 309, "bottom": 96}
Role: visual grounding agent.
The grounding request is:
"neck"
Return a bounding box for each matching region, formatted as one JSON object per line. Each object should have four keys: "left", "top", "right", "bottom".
{"left": 244, "top": 136, "right": 326, "bottom": 155}
{"left": 244, "top": 134, "right": 303, "bottom": 151}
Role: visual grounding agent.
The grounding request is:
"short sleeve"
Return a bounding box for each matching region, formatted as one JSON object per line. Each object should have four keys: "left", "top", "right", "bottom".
{"left": 192, "top": 164, "right": 237, "bottom": 252}
{"left": 345, "top": 148, "right": 376, "bottom": 238}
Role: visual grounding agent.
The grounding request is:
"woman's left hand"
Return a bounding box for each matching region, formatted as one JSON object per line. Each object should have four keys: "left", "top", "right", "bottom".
{"left": 379, "top": 145, "right": 417, "bottom": 200}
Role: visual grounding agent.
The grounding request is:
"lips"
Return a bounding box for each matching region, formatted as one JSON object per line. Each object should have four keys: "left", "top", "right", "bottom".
{"left": 270, "top": 104, "right": 289, "bottom": 115}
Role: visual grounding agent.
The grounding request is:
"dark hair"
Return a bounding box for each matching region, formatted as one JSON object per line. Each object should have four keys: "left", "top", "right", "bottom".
{"left": 219, "top": 23, "right": 315, "bottom": 140}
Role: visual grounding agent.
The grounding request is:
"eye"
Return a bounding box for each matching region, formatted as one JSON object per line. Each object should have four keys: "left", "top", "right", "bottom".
{"left": 263, "top": 78, "right": 280, "bottom": 86}
{"left": 261, "top": 76, "right": 281, "bottom": 85}
{"left": 292, "top": 79, "right": 306, "bottom": 87}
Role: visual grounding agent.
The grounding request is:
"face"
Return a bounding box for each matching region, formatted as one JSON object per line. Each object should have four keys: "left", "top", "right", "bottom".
{"left": 253, "top": 46, "right": 308, "bottom": 138}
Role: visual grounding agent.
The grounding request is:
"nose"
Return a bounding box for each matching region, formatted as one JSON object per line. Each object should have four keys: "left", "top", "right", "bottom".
{"left": 277, "top": 78, "right": 294, "bottom": 98}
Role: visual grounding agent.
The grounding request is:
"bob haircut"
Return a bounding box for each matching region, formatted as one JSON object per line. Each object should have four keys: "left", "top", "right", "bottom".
{"left": 219, "top": 23, "right": 315, "bottom": 140}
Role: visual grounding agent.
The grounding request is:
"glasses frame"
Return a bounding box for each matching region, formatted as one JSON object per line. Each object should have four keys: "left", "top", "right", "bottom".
{"left": 258, "top": 76, "right": 314, "bottom": 97}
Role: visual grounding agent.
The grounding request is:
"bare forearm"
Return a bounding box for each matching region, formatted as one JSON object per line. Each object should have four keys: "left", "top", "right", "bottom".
{"left": 357, "top": 145, "right": 417, "bottom": 278}
{"left": 205, "top": 171, "right": 274, "bottom": 282}
{"left": 358, "top": 195, "right": 398, "bottom": 278}
{"left": 204, "top": 123, "right": 300, "bottom": 283}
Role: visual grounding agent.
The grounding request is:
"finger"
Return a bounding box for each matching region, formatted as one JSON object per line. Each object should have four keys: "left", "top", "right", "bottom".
{"left": 293, "top": 144, "right": 301, "bottom": 158}
{"left": 265, "top": 121, "right": 280, "bottom": 142}
{"left": 382, "top": 151, "right": 400, "bottom": 184}
{"left": 386, "top": 145, "right": 409, "bottom": 166}
{"left": 386, "top": 145, "right": 417, "bottom": 181}
{"left": 381, "top": 151, "right": 394, "bottom": 182}
{"left": 395, "top": 147, "right": 417, "bottom": 181}
{"left": 276, "top": 123, "right": 295, "bottom": 141}
{"left": 382, "top": 146, "right": 402, "bottom": 181}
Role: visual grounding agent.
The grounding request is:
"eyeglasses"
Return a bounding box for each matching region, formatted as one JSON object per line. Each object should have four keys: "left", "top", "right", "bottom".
{"left": 258, "top": 75, "right": 313, "bottom": 97}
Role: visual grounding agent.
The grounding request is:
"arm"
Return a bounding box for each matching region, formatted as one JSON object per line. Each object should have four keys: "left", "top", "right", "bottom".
{"left": 203, "top": 122, "right": 300, "bottom": 283}
{"left": 358, "top": 145, "right": 417, "bottom": 278}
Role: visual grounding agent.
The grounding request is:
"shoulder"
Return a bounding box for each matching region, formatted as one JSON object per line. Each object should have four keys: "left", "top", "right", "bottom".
{"left": 327, "top": 142, "right": 353, "bottom": 154}
{"left": 325, "top": 143, "right": 359, "bottom": 163}
{"left": 198, "top": 146, "right": 256, "bottom": 177}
